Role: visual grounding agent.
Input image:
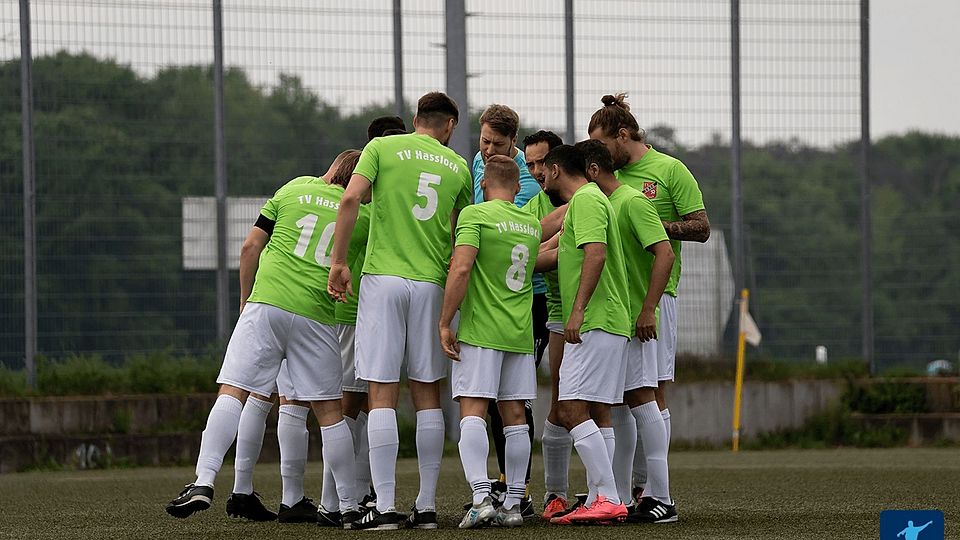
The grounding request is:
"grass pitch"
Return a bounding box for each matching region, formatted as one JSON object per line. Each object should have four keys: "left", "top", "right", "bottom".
{"left": 1, "top": 448, "right": 957, "bottom": 539}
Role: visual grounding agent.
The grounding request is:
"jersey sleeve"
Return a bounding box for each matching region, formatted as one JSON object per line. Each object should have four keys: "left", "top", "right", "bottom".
{"left": 260, "top": 193, "right": 280, "bottom": 221}
{"left": 629, "top": 196, "right": 669, "bottom": 249}
{"left": 454, "top": 206, "right": 481, "bottom": 249}
{"left": 353, "top": 138, "right": 382, "bottom": 184}
{"left": 572, "top": 192, "right": 609, "bottom": 248}
{"left": 670, "top": 160, "right": 705, "bottom": 216}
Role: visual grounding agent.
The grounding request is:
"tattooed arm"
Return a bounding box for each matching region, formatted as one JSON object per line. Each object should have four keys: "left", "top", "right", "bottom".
{"left": 663, "top": 209, "right": 711, "bottom": 243}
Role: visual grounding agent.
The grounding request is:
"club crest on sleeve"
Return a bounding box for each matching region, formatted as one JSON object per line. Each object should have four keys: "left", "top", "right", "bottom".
{"left": 642, "top": 181, "right": 657, "bottom": 199}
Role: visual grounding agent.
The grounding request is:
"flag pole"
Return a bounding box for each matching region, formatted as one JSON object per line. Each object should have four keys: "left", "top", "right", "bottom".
{"left": 732, "top": 288, "right": 749, "bottom": 452}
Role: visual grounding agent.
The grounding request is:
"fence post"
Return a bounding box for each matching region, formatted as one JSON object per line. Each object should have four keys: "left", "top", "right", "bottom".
{"left": 19, "top": 0, "right": 37, "bottom": 389}
{"left": 444, "top": 0, "right": 470, "bottom": 160}
{"left": 393, "top": 0, "right": 404, "bottom": 118}
{"left": 860, "top": 0, "right": 874, "bottom": 372}
{"left": 213, "top": 0, "right": 229, "bottom": 343}
{"left": 564, "top": 0, "right": 575, "bottom": 144}
{"left": 730, "top": 0, "right": 743, "bottom": 341}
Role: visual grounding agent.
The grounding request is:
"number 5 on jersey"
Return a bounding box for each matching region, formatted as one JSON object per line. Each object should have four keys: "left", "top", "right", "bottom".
{"left": 412, "top": 172, "right": 442, "bottom": 221}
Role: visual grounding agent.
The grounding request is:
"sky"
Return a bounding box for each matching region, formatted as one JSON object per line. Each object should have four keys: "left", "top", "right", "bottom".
{"left": 0, "top": 0, "right": 957, "bottom": 145}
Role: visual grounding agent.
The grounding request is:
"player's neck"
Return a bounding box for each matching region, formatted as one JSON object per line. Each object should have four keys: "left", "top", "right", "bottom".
{"left": 415, "top": 126, "right": 446, "bottom": 144}
{"left": 594, "top": 174, "right": 621, "bottom": 197}
{"left": 560, "top": 176, "right": 588, "bottom": 201}
{"left": 626, "top": 141, "right": 650, "bottom": 165}
{"left": 484, "top": 191, "right": 516, "bottom": 204}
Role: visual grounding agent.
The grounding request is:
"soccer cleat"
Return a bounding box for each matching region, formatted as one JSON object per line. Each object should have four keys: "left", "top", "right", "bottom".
{"left": 278, "top": 497, "right": 317, "bottom": 523}
{"left": 459, "top": 497, "right": 497, "bottom": 529}
{"left": 226, "top": 492, "right": 277, "bottom": 521}
{"left": 550, "top": 503, "right": 587, "bottom": 525}
{"left": 359, "top": 493, "right": 377, "bottom": 513}
{"left": 542, "top": 494, "right": 568, "bottom": 520}
{"left": 493, "top": 505, "right": 524, "bottom": 528}
{"left": 567, "top": 495, "right": 627, "bottom": 525}
{"left": 341, "top": 509, "right": 362, "bottom": 530}
{"left": 628, "top": 496, "right": 678, "bottom": 524}
{"left": 406, "top": 505, "right": 439, "bottom": 529}
{"left": 165, "top": 483, "right": 213, "bottom": 519}
{"left": 489, "top": 480, "right": 507, "bottom": 507}
{"left": 316, "top": 506, "right": 343, "bottom": 527}
{"left": 518, "top": 496, "right": 536, "bottom": 519}
{"left": 351, "top": 507, "right": 403, "bottom": 530}
{"left": 632, "top": 486, "right": 645, "bottom": 505}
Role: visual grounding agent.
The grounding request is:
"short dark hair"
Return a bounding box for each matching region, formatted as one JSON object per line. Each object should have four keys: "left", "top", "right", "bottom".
{"left": 543, "top": 144, "right": 586, "bottom": 177}
{"left": 479, "top": 104, "right": 520, "bottom": 139}
{"left": 381, "top": 128, "right": 407, "bottom": 136}
{"left": 417, "top": 92, "right": 459, "bottom": 127}
{"left": 367, "top": 116, "right": 406, "bottom": 141}
{"left": 522, "top": 130, "right": 563, "bottom": 152}
{"left": 574, "top": 139, "right": 614, "bottom": 174}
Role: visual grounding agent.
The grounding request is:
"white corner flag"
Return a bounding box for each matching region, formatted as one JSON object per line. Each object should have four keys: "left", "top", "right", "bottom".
{"left": 740, "top": 309, "right": 762, "bottom": 346}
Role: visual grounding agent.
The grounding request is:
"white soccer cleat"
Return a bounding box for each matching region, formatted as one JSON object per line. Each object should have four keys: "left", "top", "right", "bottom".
{"left": 458, "top": 497, "right": 497, "bottom": 529}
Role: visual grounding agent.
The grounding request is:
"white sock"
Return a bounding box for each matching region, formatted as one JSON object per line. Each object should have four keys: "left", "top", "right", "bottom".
{"left": 541, "top": 419, "right": 572, "bottom": 501}
{"left": 321, "top": 457, "right": 338, "bottom": 512}
{"left": 458, "top": 416, "right": 491, "bottom": 505}
{"left": 589, "top": 427, "right": 616, "bottom": 507}
{"left": 611, "top": 405, "right": 637, "bottom": 505}
{"left": 637, "top": 402, "right": 671, "bottom": 504}
{"left": 570, "top": 420, "right": 620, "bottom": 505}
{"left": 503, "top": 424, "right": 530, "bottom": 510}
{"left": 277, "top": 404, "right": 309, "bottom": 507}
{"left": 232, "top": 395, "right": 272, "bottom": 495}
{"left": 661, "top": 408, "right": 672, "bottom": 451}
{"left": 354, "top": 411, "right": 372, "bottom": 501}
{"left": 195, "top": 394, "right": 243, "bottom": 487}
{"left": 414, "top": 409, "right": 444, "bottom": 511}
{"left": 367, "top": 408, "right": 399, "bottom": 512}
{"left": 632, "top": 414, "right": 647, "bottom": 491}
{"left": 322, "top": 419, "right": 358, "bottom": 512}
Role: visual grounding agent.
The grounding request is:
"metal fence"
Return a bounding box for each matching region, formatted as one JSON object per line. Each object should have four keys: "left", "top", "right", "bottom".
{"left": 2, "top": 0, "right": 957, "bottom": 378}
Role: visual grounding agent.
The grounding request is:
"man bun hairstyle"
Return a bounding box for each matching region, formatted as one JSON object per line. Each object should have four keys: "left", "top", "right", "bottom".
{"left": 479, "top": 104, "right": 520, "bottom": 139}
{"left": 367, "top": 116, "right": 406, "bottom": 141}
{"left": 543, "top": 144, "right": 586, "bottom": 177}
{"left": 522, "top": 129, "right": 563, "bottom": 151}
{"left": 483, "top": 154, "right": 521, "bottom": 187}
{"left": 329, "top": 149, "right": 361, "bottom": 188}
{"left": 574, "top": 139, "right": 615, "bottom": 174}
{"left": 417, "top": 91, "right": 460, "bottom": 127}
{"left": 588, "top": 92, "right": 645, "bottom": 142}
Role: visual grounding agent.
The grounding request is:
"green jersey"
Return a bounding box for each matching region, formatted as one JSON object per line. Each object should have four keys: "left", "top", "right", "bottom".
{"left": 247, "top": 176, "right": 342, "bottom": 324}
{"left": 615, "top": 146, "right": 705, "bottom": 296}
{"left": 334, "top": 204, "right": 371, "bottom": 325}
{"left": 354, "top": 133, "right": 473, "bottom": 286}
{"left": 522, "top": 191, "right": 562, "bottom": 322}
{"left": 558, "top": 182, "right": 631, "bottom": 338}
{"left": 455, "top": 200, "right": 542, "bottom": 353}
{"left": 607, "top": 184, "right": 670, "bottom": 333}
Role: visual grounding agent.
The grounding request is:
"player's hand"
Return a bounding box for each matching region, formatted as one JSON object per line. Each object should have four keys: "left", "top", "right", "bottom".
{"left": 439, "top": 325, "right": 460, "bottom": 360}
{"left": 636, "top": 308, "right": 657, "bottom": 342}
{"left": 327, "top": 262, "right": 353, "bottom": 303}
{"left": 564, "top": 310, "right": 584, "bottom": 344}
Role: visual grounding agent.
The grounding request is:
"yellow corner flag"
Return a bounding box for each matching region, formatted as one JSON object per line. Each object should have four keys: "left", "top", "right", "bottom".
{"left": 732, "top": 288, "right": 759, "bottom": 452}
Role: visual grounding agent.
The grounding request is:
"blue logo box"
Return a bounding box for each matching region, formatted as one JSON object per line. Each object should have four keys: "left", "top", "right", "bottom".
{"left": 880, "top": 510, "right": 944, "bottom": 540}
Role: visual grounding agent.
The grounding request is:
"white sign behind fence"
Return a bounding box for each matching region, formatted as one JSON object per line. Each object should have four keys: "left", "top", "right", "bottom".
{"left": 182, "top": 197, "right": 267, "bottom": 270}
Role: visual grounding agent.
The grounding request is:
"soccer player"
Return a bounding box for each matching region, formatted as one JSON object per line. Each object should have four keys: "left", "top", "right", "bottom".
{"left": 165, "top": 153, "right": 363, "bottom": 529}
{"left": 540, "top": 144, "right": 631, "bottom": 525}
{"left": 575, "top": 139, "right": 677, "bottom": 523}
{"left": 320, "top": 117, "right": 409, "bottom": 520}
{"left": 589, "top": 93, "right": 710, "bottom": 520}
{"left": 468, "top": 104, "right": 543, "bottom": 515}
{"left": 327, "top": 92, "right": 473, "bottom": 530}
{"left": 438, "top": 155, "right": 542, "bottom": 528}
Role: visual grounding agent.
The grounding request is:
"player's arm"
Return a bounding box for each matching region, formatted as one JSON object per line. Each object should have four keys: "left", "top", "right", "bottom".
{"left": 328, "top": 174, "right": 371, "bottom": 302}
{"left": 540, "top": 231, "right": 560, "bottom": 252}
{"left": 920, "top": 522, "right": 932, "bottom": 531}
{"left": 662, "top": 209, "right": 711, "bottom": 242}
{"left": 439, "top": 244, "right": 478, "bottom": 360}
{"left": 540, "top": 204, "right": 568, "bottom": 241}
{"left": 238, "top": 218, "right": 271, "bottom": 312}
{"left": 636, "top": 240, "right": 675, "bottom": 341}
{"left": 566, "top": 242, "right": 605, "bottom": 344}
{"left": 535, "top": 247, "right": 558, "bottom": 272}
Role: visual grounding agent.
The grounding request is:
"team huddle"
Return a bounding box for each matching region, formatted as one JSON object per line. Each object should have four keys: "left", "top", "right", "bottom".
{"left": 165, "top": 90, "right": 709, "bottom": 530}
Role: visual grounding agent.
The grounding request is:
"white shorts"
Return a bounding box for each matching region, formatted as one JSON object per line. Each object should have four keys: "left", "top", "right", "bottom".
{"left": 337, "top": 324, "right": 368, "bottom": 393}
{"left": 624, "top": 337, "right": 659, "bottom": 391}
{"left": 545, "top": 320, "right": 564, "bottom": 335}
{"left": 658, "top": 295, "right": 677, "bottom": 382}
{"left": 217, "top": 302, "right": 342, "bottom": 401}
{"left": 275, "top": 360, "right": 295, "bottom": 397}
{"left": 558, "top": 330, "right": 628, "bottom": 404}
{"left": 451, "top": 345, "right": 537, "bottom": 401}
{"left": 355, "top": 274, "right": 447, "bottom": 384}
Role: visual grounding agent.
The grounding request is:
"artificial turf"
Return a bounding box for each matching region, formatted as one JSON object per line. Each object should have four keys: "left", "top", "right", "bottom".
{"left": 1, "top": 448, "right": 957, "bottom": 539}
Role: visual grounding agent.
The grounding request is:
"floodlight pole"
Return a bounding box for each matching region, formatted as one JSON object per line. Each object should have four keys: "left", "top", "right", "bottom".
{"left": 564, "top": 0, "right": 575, "bottom": 144}
{"left": 860, "top": 0, "right": 874, "bottom": 372}
{"left": 213, "top": 0, "right": 229, "bottom": 343}
{"left": 393, "top": 0, "right": 404, "bottom": 118}
{"left": 20, "top": 0, "right": 37, "bottom": 389}
{"left": 731, "top": 0, "right": 744, "bottom": 337}
{"left": 445, "top": 0, "right": 470, "bottom": 160}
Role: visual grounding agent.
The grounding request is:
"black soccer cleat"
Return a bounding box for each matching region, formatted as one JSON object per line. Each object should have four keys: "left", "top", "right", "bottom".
{"left": 165, "top": 483, "right": 214, "bottom": 519}
{"left": 489, "top": 481, "right": 507, "bottom": 508}
{"left": 317, "top": 507, "right": 343, "bottom": 527}
{"left": 519, "top": 496, "right": 536, "bottom": 519}
{"left": 226, "top": 491, "right": 277, "bottom": 521}
{"left": 341, "top": 509, "right": 362, "bottom": 530}
{"left": 627, "top": 496, "right": 678, "bottom": 524}
{"left": 278, "top": 497, "right": 318, "bottom": 523}
{"left": 406, "top": 505, "right": 438, "bottom": 529}
{"left": 351, "top": 507, "right": 404, "bottom": 530}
